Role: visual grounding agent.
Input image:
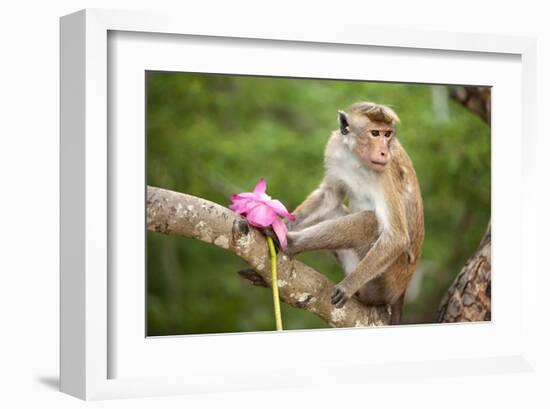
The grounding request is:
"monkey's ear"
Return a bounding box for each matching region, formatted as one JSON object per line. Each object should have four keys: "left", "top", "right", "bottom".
{"left": 338, "top": 110, "right": 349, "bottom": 135}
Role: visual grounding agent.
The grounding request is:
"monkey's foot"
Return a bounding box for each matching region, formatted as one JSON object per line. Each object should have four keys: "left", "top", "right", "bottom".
{"left": 331, "top": 286, "right": 350, "bottom": 308}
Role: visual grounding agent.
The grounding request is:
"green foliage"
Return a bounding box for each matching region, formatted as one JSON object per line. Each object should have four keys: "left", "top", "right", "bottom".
{"left": 147, "top": 72, "right": 490, "bottom": 335}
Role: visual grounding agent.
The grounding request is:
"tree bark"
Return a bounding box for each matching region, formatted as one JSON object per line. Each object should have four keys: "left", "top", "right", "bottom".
{"left": 450, "top": 86, "right": 491, "bottom": 124}
{"left": 438, "top": 86, "right": 492, "bottom": 323}
{"left": 438, "top": 222, "right": 491, "bottom": 322}
{"left": 147, "top": 186, "right": 391, "bottom": 327}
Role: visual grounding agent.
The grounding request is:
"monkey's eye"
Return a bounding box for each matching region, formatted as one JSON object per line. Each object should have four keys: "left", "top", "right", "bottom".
{"left": 371, "top": 130, "right": 380, "bottom": 137}
{"left": 384, "top": 131, "right": 392, "bottom": 138}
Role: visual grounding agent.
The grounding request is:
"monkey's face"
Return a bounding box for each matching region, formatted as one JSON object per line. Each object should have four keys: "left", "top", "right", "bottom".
{"left": 353, "top": 122, "right": 394, "bottom": 173}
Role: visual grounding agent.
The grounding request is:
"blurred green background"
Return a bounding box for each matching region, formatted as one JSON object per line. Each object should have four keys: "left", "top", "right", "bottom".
{"left": 146, "top": 72, "right": 490, "bottom": 336}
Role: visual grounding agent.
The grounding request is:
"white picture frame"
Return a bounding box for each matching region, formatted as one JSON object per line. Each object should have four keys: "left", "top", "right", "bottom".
{"left": 60, "top": 8, "right": 538, "bottom": 401}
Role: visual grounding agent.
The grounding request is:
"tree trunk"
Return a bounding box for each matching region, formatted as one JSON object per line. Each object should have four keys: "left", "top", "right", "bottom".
{"left": 438, "top": 222, "right": 491, "bottom": 322}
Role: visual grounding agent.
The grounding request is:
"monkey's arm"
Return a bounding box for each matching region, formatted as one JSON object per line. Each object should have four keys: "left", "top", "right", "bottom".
{"left": 285, "top": 211, "right": 379, "bottom": 255}
{"left": 331, "top": 228, "right": 409, "bottom": 308}
{"left": 290, "top": 178, "right": 345, "bottom": 231}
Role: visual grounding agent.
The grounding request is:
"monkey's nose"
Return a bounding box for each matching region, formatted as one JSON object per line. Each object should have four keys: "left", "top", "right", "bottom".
{"left": 380, "top": 152, "right": 386, "bottom": 157}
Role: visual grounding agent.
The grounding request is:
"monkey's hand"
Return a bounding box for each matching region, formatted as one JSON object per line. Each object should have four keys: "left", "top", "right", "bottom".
{"left": 331, "top": 284, "right": 351, "bottom": 308}
{"left": 283, "top": 231, "right": 301, "bottom": 256}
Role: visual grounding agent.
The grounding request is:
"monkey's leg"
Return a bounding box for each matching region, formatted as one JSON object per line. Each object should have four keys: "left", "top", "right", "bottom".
{"left": 331, "top": 231, "right": 408, "bottom": 308}
{"left": 286, "top": 211, "right": 379, "bottom": 255}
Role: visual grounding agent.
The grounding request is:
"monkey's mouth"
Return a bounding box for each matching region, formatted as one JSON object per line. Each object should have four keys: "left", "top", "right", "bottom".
{"left": 370, "top": 160, "right": 388, "bottom": 167}
{"left": 369, "top": 160, "right": 388, "bottom": 172}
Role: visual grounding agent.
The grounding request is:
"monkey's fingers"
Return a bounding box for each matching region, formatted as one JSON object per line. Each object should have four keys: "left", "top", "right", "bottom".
{"left": 258, "top": 226, "right": 282, "bottom": 252}
{"left": 331, "top": 287, "right": 349, "bottom": 308}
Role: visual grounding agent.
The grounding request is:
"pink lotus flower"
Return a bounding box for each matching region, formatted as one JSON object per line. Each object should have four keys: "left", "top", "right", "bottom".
{"left": 229, "top": 178, "right": 296, "bottom": 249}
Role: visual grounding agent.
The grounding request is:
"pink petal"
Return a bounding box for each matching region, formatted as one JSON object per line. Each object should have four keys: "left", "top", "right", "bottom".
{"left": 246, "top": 203, "right": 276, "bottom": 227}
{"left": 266, "top": 199, "right": 296, "bottom": 221}
{"left": 229, "top": 194, "right": 247, "bottom": 206}
{"left": 231, "top": 190, "right": 270, "bottom": 203}
{"left": 228, "top": 196, "right": 252, "bottom": 214}
{"left": 229, "top": 203, "right": 246, "bottom": 214}
{"left": 243, "top": 200, "right": 262, "bottom": 212}
{"left": 231, "top": 198, "right": 267, "bottom": 216}
{"left": 231, "top": 192, "right": 258, "bottom": 200}
{"left": 253, "top": 178, "right": 267, "bottom": 195}
{"left": 271, "top": 217, "right": 288, "bottom": 249}
{"left": 229, "top": 196, "right": 245, "bottom": 206}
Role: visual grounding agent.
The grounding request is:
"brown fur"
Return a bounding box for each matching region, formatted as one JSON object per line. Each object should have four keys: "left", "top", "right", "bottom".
{"left": 286, "top": 102, "right": 424, "bottom": 324}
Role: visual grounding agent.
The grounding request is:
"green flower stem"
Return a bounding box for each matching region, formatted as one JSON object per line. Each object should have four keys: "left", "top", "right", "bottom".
{"left": 267, "top": 236, "right": 283, "bottom": 331}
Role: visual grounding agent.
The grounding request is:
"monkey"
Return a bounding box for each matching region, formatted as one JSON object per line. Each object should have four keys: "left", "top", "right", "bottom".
{"left": 283, "top": 102, "right": 424, "bottom": 325}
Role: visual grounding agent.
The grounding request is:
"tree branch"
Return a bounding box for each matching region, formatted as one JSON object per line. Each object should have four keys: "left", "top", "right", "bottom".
{"left": 450, "top": 86, "right": 491, "bottom": 124}
{"left": 147, "top": 185, "right": 390, "bottom": 327}
{"left": 237, "top": 268, "right": 270, "bottom": 288}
